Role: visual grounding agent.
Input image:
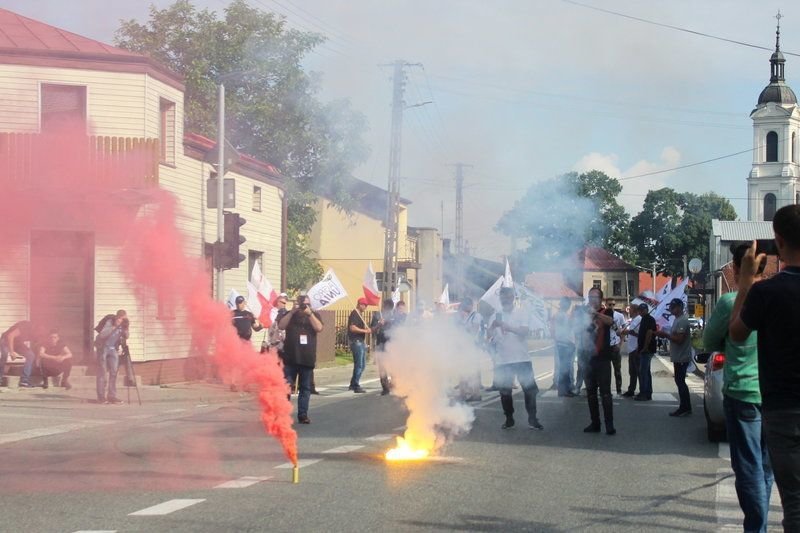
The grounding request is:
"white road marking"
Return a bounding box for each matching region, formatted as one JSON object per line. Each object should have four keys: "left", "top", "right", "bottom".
{"left": 129, "top": 499, "right": 205, "bottom": 516}
{"left": 651, "top": 393, "right": 678, "bottom": 402}
{"left": 214, "top": 476, "right": 272, "bottom": 489}
{"left": 72, "top": 530, "right": 118, "bottom": 533}
{"left": 392, "top": 425, "right": 407, "bottom": 432}
{"left": 275, "top": 459, "right": 321, "bottom": 469}
{"left": 322, "top": 445, "right": 365, "bottom": 454}
{"left": 528, "top": 344, "right": 554, "bottom": 354}
{"left": 714, "top": 467, "right": 782, "bottom": 531}
{"left": 365, "top": 434, "right": 396, "bottom": 442}
{"left": 718, "top": 442, "right": 731, "bottom": 461}
{"left": 326, "top": 388, "right": 379, "bottom": 398}
{"left": 164, "top": 408, "right": 187, "bottom": 413}
{"left": 0, "top": 420, "right": 114, "bottom": 445}
{"left": 126, "top": 414, "right": 159, "bottom": 420}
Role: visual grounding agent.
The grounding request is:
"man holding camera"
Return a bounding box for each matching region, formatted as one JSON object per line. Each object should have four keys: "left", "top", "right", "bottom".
{"left": 94, "top": 310, "right": 129, "bottom": 404}
{"left": 582, "top": 287, "right": 616, "bottom": 435}
{"left": 279, "top": 294, "right": 323, "bottom": 424}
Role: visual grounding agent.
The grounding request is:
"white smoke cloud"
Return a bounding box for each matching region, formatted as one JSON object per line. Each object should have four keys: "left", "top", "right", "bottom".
{"left": 381, "top": 316, "right": 482, "bottom": 453}
{"left": 573, "top": 147, "right": 682, "bottom": 213}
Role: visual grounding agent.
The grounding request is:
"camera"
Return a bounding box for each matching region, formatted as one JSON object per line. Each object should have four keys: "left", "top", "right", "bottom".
{"left": 299, "top": 303, "right": 308, "bottom": 311}
{"left": 756, "top": 239, "right": 777, "bottom": 256}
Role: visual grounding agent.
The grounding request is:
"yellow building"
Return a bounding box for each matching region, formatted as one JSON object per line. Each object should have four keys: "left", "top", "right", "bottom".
{"left": 308, "top": 178, "right": 422, "bottom": 310}
{"left": 0, "top": 9, "right": 285, "bottom": 382}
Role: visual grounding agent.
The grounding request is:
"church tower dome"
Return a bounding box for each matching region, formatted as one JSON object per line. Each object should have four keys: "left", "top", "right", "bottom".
{"left": 757, "top": 12, "right": 797, "bottom": 105}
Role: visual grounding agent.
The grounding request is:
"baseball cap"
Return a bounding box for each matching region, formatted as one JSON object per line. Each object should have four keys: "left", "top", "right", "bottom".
{"left": 235, "top": 295, "right": 245, "bottom": 304}
{"left": 357, "top": 297, "right": 369, "bottom": 306}
{"left": 668, "top": 298, "right": 684, "bottom": 308}
{"left": 637, "top": 303, "right": 649, "bottom": 312}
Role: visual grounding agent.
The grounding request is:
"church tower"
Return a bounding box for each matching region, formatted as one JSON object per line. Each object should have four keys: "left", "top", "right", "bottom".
{"left": 748, "top": 13, "right": 800, "bottom": 221}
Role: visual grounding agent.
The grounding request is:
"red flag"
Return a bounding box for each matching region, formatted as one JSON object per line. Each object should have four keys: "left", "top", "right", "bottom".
{"left": 362, "top": 262, "right": 381, "bottom": 306}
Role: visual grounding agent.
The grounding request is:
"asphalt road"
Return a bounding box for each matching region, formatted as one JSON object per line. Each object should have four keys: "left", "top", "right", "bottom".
{"left": 0, "top": 347, "right": 779, "bottom": 532}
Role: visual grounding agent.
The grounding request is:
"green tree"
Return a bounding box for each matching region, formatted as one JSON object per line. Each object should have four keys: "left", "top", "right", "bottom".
{"left": 496, "top": 170, "right": 631, "bottom": 270}
{"left": 115, "top": 0, "right": 369, "bottom": 291}
{"left": 630, "top": 189, "right": 737, "bottom": 276}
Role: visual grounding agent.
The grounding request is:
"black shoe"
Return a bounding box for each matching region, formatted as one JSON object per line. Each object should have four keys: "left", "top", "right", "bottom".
{"left": 669, "top": 408, "right": 692, "bottom": 417}
{"left": 298, "top": 416, "right": 311, "bottom": 424}
{"left": 528, "top": 420, "right": 544, "bottom": 430}
{"left": 353, "top": 387, "right": 367, "bottom": 393}
{"left": 633, "top": 395, "right": 651, "bottom": 401}
{"left": 583, "top": 423, "right": 602, "bottom": 433}
{"left": 501, "top": 416, "right": 515, "bottom": 430}
{"left": 310, "top": 389, "right": 320, "bottom": 395}
{"left": 381, "top": 389, "right": 390, "bottom": 396}
{"left": 42, "top": 378, "right": 49, "bottom": 389}
{"left": 622, "top": 391, "right": 634, "bottom": 398}
{"left": 348, "top": 385, "right": 355, "bottom": 391}
{"left": 606, "top": 425, "right": 617, "bottom": 435}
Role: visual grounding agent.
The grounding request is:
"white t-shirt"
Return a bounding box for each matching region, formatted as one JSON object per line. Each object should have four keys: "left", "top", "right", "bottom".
{"left": 490, "top": 308, "right": 531, "bottom": 365}
{"left": 609, "top": 310, "right": 626, "bottom": 347}
{"left": 625, "top": 315, "right": 641, "bottom": 353}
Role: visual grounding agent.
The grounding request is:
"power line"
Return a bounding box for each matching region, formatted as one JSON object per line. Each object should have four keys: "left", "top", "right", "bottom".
{"left": 561, "top": 0, "right": 800, "bottom": 57}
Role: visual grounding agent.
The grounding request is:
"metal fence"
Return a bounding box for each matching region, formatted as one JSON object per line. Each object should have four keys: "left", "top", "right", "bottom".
{"left": 333, "top": 309, "right": 374, "bottom": 351}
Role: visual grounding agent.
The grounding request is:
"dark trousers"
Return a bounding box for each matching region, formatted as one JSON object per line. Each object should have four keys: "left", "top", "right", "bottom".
{"left": 284, "top": 364, "right": 313, "bottom": 419}
{"left": 586, "top": 357, "right": 613, "bottom": 427}
{"left": 673, "top": 362, "right": 691, "bottom": 411}
{"left": 40, "top": 358, "right": 73, "bottom": 381}
{"left": 497, "top": 361, "right": 539, "bottom": 423}
{"left": 555, "top": 342, "right": 575, "bottom": 396}
{"left": 763, "top": 408, "right": 800, "bottom": 533}
{"left": 610, "top": 345, "right": 622, "bottom": 393}
{"left": 724, "top": 396, "right": 773, "bottom": 533}
{"left": 626, "top": 350, "right": 640, "bottom": 393}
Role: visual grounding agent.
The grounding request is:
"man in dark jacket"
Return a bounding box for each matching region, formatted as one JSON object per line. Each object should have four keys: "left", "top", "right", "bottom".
{"left": 370, "top": 299, "right": 395, "bottom": 395}
{"left": 278, "top": 294, "right": 323, "bottom": 424}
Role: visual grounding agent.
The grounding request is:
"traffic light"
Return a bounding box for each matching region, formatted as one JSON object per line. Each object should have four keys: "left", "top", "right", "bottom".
{"left": 219, "top": 211, "right": 246, "bottom": 270}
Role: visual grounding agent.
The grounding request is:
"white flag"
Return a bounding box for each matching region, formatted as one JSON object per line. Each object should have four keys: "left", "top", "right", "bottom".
{"left": 439, "top": 283, "right": 450, "bottom": 307}
{"left": 503, "top": 259, "right": 513, "bottom": 287}
{"left": 656, "top": 277, "right": 673, "bottom": 303}
{"left": 480, "top": 275, "right": 505, "bottom": 312}
{"left": 226, "top": 289, "right": 242, "bottom": 310}
{"left": 307, "top": 269, "right": 348, "bottom": 310}
{"left": 391, "top": 286, "right": 401, "bottom": 305}
{"left": 653, "top": 277, "right": 690, "bottom": 330}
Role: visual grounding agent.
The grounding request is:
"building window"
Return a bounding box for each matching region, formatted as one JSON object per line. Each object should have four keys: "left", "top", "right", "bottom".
{"left": 592, "top": 280, "right": 602, "bottom": 291}
{"left": 41, "top": 84, "right": 86, "bottom": 132}
{"left": 612, "top": 280, "right": 622, "bottom": 296}
{"left": 376, "top": 271, "right": 396, "bottom": 291}
{"left": 764, "top": 193, "right": 777, "bottom": 221}
{"left": 766, "top": 131, "right": 779, "bottom": 162}
{"left": 252, "top": 186, "right": 262, "bottom": 212}
{"left": 248, "top": 251, "right": 263, "bottom": 279}
{"left": 159, "top": 98, "right": 176, "bottom": 164}
{"left": 627, "top": 279, "right": 635, "bottom": 298}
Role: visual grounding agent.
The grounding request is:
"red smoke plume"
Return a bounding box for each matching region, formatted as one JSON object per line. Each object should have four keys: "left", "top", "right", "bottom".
{"left": 0, "top": 122, "right": 297, "bottom": 465}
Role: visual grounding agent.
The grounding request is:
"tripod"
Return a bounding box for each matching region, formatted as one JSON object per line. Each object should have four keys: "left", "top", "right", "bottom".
{"left": 120, "top": 343, "right": 142, "bottom": 405}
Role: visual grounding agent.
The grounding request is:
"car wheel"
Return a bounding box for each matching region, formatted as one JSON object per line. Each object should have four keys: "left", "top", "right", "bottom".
{"left": 704, "top": 402, "right": 727, "bottom": 442}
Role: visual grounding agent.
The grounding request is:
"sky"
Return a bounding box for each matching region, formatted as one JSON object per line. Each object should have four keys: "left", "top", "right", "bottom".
{"left": 3, "top": 0, "right": 797, "bottom": 263}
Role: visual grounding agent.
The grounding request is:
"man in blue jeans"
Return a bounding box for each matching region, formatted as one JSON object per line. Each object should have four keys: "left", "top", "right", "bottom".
{"left": 279, "top": 294, "right": 323, "bottom": 424}
{"left": 656, "top": 298, "right": 692, "bottom": 416}
{"left": 705, "top": 242, "right": 772, "bottom": 533}
{"left": 94, "top": 310, "right": 129, "bottom": 404}
{"left": 348, "top": 298, "right": 370, "bottom": 394}
{"left": 635, "top": 303, "right": 656, "bottom": 402}
{"left": 0, "top": 320, "right": 39, "bottom": 388}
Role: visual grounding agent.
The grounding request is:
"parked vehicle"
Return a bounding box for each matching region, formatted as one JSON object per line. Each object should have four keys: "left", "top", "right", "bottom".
{"left": 688, "top": 317, "right": 704, "bottom": 331}
{"left": 694, "top": 351, "right": 727, "bottom": 442}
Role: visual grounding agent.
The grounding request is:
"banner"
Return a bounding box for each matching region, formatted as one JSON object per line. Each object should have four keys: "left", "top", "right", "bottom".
{"left": 307, "top": 269, "right": 348, "bottom": 310}
{"left": 653, "top": 277, "right": 690, "bottom": 331}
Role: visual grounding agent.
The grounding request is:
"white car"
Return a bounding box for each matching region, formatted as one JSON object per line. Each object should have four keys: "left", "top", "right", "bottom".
{"left": 694, "top": 351, "right": 727, "bottom": 442}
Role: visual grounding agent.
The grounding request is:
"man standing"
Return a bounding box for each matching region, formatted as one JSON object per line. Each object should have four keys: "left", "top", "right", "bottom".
{"left": 490, "top": 287, "right": 542, "bottom": 430}
{"left": 232, "top": 295, "right": 263, "bottom": 342}
{"left": 95, "top": 310, "right": 129, "bottom": 404}
{"left": 606, "top": 299, "right": 626, "bottom": 395}
{"left": 621, "top": 302, "right": 642, "bottom": 398}
{"left": 370, "top": 299, "right": 395, "bottom": 395}
{"left": 635, "top": 303, "right": 657, "bottom": 402}
{"left": 0, "top": 320, "right": 38, "bottom": 388}
{"left": 730, "top": 205, "right": 800, "bottom": 531}
{"left": 348, "top": 298, "right": 370, "bottom": 394}
{"left": 582, "top": 288, "right": 616, "bottom": 435}
{"left": 552, "top": 297, "right": 576, "bottom": 397}
{"left": 656, "top": 298, "right": 692, "bottom": 417}
{"left": 38, "top": 329, "right": 73, "bottom": 390}
{"left": 705, "top": 243, "right": 772, "bottom": 533}
{"left": 279, "top": 294, "right": 323, "bottom": 424}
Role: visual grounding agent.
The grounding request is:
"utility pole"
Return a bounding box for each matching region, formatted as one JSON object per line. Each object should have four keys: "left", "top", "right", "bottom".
{"left": 651, "top": 262, "right": 657, "bottom": 294}
{"left": 381, "top": 60, "right": 422, "bottom": 300}
{"left": 682, "top": 254, "right": 688, "bottom": 280}
{"left": 451, "top": 162, "right": 472, "bottom": 300}
{"left": 216, "top": 83, "right": 225, "bottom": 302}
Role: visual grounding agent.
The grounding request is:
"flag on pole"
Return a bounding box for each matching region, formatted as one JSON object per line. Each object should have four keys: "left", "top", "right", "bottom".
{"left": 307, "top": 269, "right": 348, "bottom": 310}
{"left": 362, "top": 262, "right": 381, "bottom": 306}
{"left": 481, "top": 275, "right": 505, "bottom": 312}
{"left": 249, "top": 262, "right": 277, "bottom": 327}
{"left": 656, "top": 277, "right": 673, "bottom": 303}
{"left": 438, "top": 284, "right": 450, "bottom": 307}
{"left": 653, "top": 277, "right": 690, "bottom": 330}
{"left": 391, "top": 286, "right": 401, "bottom": 305}
{"left": 226, "top": 289, "right": 242, "bottom": 310}
{"left": 503, "top": 258, "right": 513, "bottom": 287}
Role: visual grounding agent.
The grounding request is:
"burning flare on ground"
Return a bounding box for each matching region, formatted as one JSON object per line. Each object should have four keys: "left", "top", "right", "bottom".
{"left": 385, "top": 435, "right": 432, "bottom": 461}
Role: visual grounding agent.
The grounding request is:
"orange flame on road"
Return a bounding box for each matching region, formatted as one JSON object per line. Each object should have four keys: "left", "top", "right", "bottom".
{"left": 385, "top": 436, "right": 431, "bottom": 461}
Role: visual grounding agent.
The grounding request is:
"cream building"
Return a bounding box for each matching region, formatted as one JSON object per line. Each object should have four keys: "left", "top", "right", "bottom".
{"left": 0, "top": 9, "right": 284, "bottom": 382}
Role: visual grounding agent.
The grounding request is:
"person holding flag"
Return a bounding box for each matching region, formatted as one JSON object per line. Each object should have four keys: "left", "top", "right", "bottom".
{"left": 348, "top": 298, "right": 371, "bottom": 394}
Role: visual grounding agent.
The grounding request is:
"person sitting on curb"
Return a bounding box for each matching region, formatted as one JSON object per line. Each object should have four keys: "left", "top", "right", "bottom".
{"left": 38, "top": 329, "right": 73, "bottom": 390}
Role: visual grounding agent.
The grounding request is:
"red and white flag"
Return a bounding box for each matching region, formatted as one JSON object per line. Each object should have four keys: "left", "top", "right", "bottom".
{"left": 249, "top": 262, "right": 278, "bottom": 327}
{"left": 362, "top": 262, "right": 381, "bottom": 306}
